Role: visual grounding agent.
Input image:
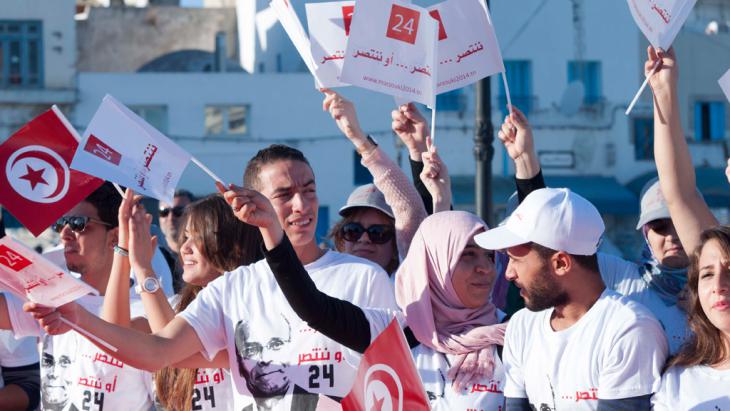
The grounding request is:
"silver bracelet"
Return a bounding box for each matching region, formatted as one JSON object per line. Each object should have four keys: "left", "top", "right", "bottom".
{"left": 114, "top": 245, "right": 129, "bottom": 257}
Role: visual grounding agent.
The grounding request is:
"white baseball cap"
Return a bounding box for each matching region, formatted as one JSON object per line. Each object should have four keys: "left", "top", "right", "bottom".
{"left": 475, "top": 188, "right": 605, "bottom": 255}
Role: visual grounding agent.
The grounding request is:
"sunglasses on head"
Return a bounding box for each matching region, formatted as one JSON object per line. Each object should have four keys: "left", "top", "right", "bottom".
{"left": 52, "top": 216, "right": 112, "bottom": 233}
{"left": 341, "top": 222, "right": 394, "bottom": 244}
{"left": 159, "top": 206, "right": 185, "bottom": 218}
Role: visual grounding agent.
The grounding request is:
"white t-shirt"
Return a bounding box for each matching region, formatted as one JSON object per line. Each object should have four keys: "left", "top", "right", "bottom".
{"left": 652, "top": 364, "right": 730, "bottom": 410}
{"left": 503, "top": 289, "right": 668, "bottom": 410}
{"left": 598, "top": 252, "right": 689, "bottom": 353}
{"left": 6, "top": 293, "right": 154, "bottom": 411}
{"left": 0, "top": 328, "right": 38, "bottom": 389}
{"left": 178, "top": 250, "right": 397, "bottom": 411}
{"left": 361, "top": 309, "right": 506, "bottom": 411}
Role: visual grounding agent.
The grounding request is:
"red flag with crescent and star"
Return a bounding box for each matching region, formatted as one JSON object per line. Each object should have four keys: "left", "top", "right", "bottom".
{"left": 0, "top": 107, "right": 104, "bottom": 236}
{"left": 342, "top": 318, "right": 431, "bottom": 411}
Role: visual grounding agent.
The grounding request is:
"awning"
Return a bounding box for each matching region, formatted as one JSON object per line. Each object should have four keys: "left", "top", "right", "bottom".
{"left": 627, "top": 168, "right": 730, "bottom": 208}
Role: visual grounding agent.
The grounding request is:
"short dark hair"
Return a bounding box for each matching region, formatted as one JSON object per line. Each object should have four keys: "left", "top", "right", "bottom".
{"left": 84, "top": 182, "right": 122, "bottom": 228}
{"left": 174, "top": 189, "right": 195, "bottom": 203}
{"left": 243, "top": 144, "right": 312, "bottom": 190}
{"left": 530, "top": 242, "right": 599, "bottom": 273}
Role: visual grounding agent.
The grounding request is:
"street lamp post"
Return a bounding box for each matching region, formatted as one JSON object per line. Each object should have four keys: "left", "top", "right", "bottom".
{"left": 473, "top": 0, "right": 494, "bottom": 226}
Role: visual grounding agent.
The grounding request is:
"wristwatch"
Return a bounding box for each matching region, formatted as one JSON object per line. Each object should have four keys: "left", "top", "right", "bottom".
{"left": 134, "top": 276, "right": 161, "bottom": 294}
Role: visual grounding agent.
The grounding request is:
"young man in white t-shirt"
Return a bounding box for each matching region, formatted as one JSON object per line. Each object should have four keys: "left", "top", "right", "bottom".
{"left": 27, "top": 145, "right": 397, "bottom": 411}
{"left": 0, "top": 183, "right": 155, "bottom": 411}
{"left": 475, "top": 188, "right": 668, "bottom": 411}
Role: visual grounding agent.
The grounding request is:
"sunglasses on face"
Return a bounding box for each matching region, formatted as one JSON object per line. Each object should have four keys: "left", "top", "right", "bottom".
{"left": 341, "top": 222, "right": 395, "bottom": 244}
{"left": 52, "top": 216, "right": 112, "bottom": 233}
{"left": 159, "top": 206, "right": 185, "bottom": 218}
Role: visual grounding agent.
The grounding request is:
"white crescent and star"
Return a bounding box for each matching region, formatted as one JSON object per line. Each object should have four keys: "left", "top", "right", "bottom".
{"left": 364, "top": 364, "right": 403, "bottom": 411}
{"left": 5, "top": 145, "right": 70, "bottom": 204}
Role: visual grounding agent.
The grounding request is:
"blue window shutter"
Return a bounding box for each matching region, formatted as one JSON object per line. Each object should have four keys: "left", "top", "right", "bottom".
{"left": 353, "top": 150, "right": 372, "bottom": 185}
{"left": 316, "top": 206, "right": 330, "bottom": 245}
{"left": 694, "top": 102, "right": 704, "bottom": 141}
{"left": 710, "top": 102, "right": 725, "bottom": 141}
{"left": 501, "top": 61, "right": 532, "bottom": 116}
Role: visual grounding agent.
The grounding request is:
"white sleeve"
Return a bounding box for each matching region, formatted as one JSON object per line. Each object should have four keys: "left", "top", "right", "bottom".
{"left": 597, "top": 317, "right": 668, "bottom": 399}
{"left": 598, "top": 253, "right": 639, "bottom": 291}
{"left": 502, "top": 313, "right": 527, "bottom": 398}
{"left": 4, "top": 293, "right": 41, "bottom": 338}
{"left": 177, "top": 277, "right": 229, "bottom": 361}
{"left": 0, "top": 331, "right": 38, "bottom": 367}
{"left": 650, "top": 368, "right": 676, "bottom": 411}
{"left": 364, "top": 268, "right": 398, "bottom": 310}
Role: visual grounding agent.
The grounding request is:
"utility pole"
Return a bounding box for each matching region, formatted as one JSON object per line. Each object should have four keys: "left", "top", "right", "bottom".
{"left": 474, "top": 0, "right": 494, "bottom": 226}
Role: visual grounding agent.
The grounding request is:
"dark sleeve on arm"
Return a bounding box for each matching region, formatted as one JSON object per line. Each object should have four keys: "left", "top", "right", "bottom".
{"left": 504, "top": 397, "right": 532, "bottom": 411}
{"left": 1, "top": 363, "right": 41, "bottom": 411}
{"left": 515, "top": 169, "right": 546, "bottom": 203}
{"left": 263, "top": 235, "right": 372, "bottom": 353}
{"left": 409, "top": 159, "right": 434, "bottom": 215}
{"left": 597, "top": 395, "right": 651, "bottom": 411}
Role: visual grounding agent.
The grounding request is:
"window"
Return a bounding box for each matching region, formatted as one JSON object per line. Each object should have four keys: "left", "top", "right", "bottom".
{"left": 353, "top": 150, "right": 372, "bottom": 185}
{"left": 130, "top": 105, "right": 169, "bottom": 134}
{"left": 315, "top": 206, "right": 330, "bottom": 246}
{"left": 567, "top": 61, "right": 602, "bottom": 105}
{"left": 0, "top": 21, "right": 43, "bottom": 88}
{"left": 694, "top": 101, "right": 725, "bottom": 142}
{"left": 499, "top": 60, "right": 532, "bottom": 116}
{"left": 205, "top": 105, "right": 249, "bottom": 136}
{"left": 633, "top": 117, "right": 654, "bottom": 160}
{"left": 436, "top": 89, "right": 465, "bottom": 112}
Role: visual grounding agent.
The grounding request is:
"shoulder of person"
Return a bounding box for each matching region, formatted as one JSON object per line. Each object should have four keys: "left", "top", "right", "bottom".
{"left": 505, "top": 307, "right": 544, "bottom": 338}
{"left": 313, "top": 250, "right": 390, "bottom": 279}
{"left": 598, "top": 290, "right": 665, "bottom": 342}
{"left": 598, "top": 252, "right": 640, "bottom": 280}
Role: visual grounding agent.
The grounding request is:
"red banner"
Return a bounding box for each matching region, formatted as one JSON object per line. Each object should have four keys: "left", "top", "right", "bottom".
{"left": 342, "top": 319, "right": 430, "bottom": 411}
{"left": 0, "top": 109, "right": 103, "bottom": 236}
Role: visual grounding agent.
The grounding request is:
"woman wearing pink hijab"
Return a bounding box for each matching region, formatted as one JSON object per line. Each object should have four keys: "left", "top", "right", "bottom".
{"left": 255, "top": 208, "right": 507, "bottom": 410}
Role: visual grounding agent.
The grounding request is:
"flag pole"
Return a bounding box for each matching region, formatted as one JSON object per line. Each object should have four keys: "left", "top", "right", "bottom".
{"left": 191, "top": 157, "right": 225, "bottom": 185}
{"left": 501, "top": 71, "right": 514, "bottom": 116}
{"left": 59, "top": 317, "right": 118, "bottom": 352}
{"left": 430, "top": 100, "right": 437, "bottom": 144}
{"left": 625, "top": 59, "right": 660, "bottom": 115}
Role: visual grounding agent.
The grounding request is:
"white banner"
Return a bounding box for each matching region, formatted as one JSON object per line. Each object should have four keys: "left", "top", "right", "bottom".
{"left": 271, "top": 0, "right": 319, "bottom": 82}
{"left": 306, "top": 1, "right": 355, "bottom": 88}
{"left": 341, "top": 0, "right": 437, "bottom": 106}
{"left": 721, "top": 69, "right": 730, "bottom": 103}
{"left": 627, "top": 0, "right": 697, "bottom": 49}
{"left": 71, "top": 95, "right": 191, "bottom": 204}
{"left": 0, "top": 236, "right": 97, "bottom": 307}
{"left": 430, "top": 0, "right": 505, "bottom": 95}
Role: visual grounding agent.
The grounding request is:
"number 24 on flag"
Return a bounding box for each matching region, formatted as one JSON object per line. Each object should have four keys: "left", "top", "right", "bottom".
{"left": 386, "top": 4, "right": 420, "bottom": 44}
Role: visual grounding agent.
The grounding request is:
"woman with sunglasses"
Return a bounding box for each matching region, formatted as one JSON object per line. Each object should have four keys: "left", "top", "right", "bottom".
{"left": 322, "top": 89, "right": 440, "bottom": 276}
{"left": 220, "top": 185, "right": 506, "bottom": 410}
{"left": 101, "top": 190, "right": 262, "bottom": 411}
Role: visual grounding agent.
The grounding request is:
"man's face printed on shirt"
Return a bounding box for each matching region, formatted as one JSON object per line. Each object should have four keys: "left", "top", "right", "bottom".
{"left": 235, "top": 315, "right": 292, "bottom": 398}
{"left": 41, "top": 334, "right": 76, "bottom": 409}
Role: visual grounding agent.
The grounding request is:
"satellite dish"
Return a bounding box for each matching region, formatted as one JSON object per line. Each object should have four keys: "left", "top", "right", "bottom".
{"left": 559, "top": 81, "right": 585, "bottom": 117}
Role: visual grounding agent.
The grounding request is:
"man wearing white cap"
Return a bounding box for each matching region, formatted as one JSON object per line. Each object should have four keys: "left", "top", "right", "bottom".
{"left": 475, "top": 188, "right": 668, "bottom": 411}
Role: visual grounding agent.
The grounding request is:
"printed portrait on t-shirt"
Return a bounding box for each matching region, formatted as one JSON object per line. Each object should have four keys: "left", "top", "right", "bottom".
{"left": 234, "top": 315, "right": 319, "bottom": 411}
{"left": 41, "top": 334, "right": 79, "bottom": 411}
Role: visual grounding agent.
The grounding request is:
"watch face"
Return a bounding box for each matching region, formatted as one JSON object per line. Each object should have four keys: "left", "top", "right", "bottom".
{"left": 143, "top": 277, "right": 159, "bottom": 292}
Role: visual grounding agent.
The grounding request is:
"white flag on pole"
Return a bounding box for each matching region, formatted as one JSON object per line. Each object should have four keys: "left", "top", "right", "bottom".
{"left": 306, "top": 1, "right": 355, "bottom": 88}
{"left": 236, "top": 0, "right": 257, "bottom": 73}
{"left": 271, "top": 0, "right": 319, "bottom": 81}
{"left": 70, "top": 95, "right": 191, "bottom": 204}
{"left": 627, "top": 0, "right": 697, "bottom": 49}
{"left": 430, "top": 0, "right": 505, "bottom": 95}
{"left": 0, "top": 236, "right": 97, "bottom": 307}
{"left": 720, "top": 69, "right": 730, "bottom": 103}
{"left": 341, "top": 0, "right": 438, "bottom": 106}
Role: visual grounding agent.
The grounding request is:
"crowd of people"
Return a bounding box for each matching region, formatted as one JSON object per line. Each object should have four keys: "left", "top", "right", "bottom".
{"left": 0, "top": 47, "right": 727, "bottom": 411}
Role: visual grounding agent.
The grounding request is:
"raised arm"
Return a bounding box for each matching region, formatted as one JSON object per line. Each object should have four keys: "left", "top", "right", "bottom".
{"left": 323, "top": 90, "right": 427, "bottom": 258}
{"left": 100, "top": 188, "right": 135, "bottom": 327}
{"left": 392, "top": 103, "right": 435, "bottom": 214}
{"left": 419, "top": 138, "right": 452, "bottom": 213}
{"left": 497, "top": 106, "right": 545, "bottom": 203}
{"left": 649, "top": 46, "right": 718, "bottom": 253}
{"left": 220, "top": 183, "right": 374, "bottom": 353}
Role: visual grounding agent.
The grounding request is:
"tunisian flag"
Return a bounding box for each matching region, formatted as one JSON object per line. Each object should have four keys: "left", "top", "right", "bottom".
{"left": 342, "top": 319, "right": 431, "bottom": 411}
{"left": 0, "top": 107, "right": 103, "bottom": 236}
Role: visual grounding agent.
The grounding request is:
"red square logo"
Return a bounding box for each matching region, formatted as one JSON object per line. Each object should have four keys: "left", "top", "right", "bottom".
{"left": 428, "top": 9, "right": 447, "bottom": 41}
{"left": 0, "top": 245, "right": 32, "bottom": 272}
{"left": 342, "top": 5, "right": 354, "bottom": 36}
{"left": 84, "top": 134, "right": 122, "bottom": 166}
{"left": 386, "top": 4, "right": 420, "bottom": 45}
